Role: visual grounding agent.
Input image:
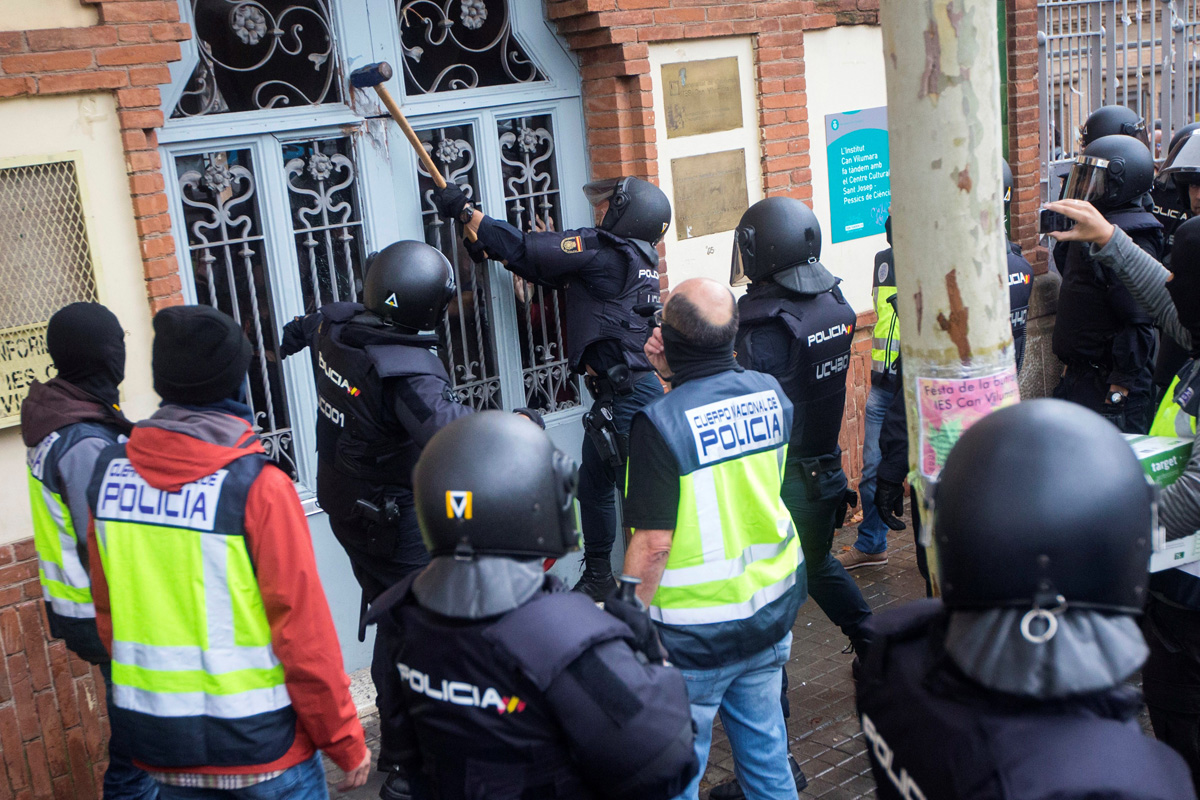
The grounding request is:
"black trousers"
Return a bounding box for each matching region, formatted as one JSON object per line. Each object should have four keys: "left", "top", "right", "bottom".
{"left": 1053, "top": 364, "right": 1153, "bottom": 434}
{"left": 1141, "top": 595, "right": 1200, "bottom": 793}
{"left": 327, "top": 502, "right": 430, "bottom": 772}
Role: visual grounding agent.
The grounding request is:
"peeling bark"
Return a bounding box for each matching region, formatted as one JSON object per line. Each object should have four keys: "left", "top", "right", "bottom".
{"left": 880, "top": 0, "right": 1017, "bottom": 594}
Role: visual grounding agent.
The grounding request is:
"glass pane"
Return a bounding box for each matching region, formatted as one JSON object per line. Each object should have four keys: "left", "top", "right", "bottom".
{"left": 175, "top": 150, "right": 297, "bottom": 476}
{"left": 398, "top": 0, "right": 545, "bottom": 95}
{"left": 416, "top": 126, "right": 503, "bottom": 410}
{"left": 281, "top": 137, "right": 367, "bottom": 312}
{"left": 173, "top": 0, "right": 342, "bottom": 118}
{"left": 497, "top": 114, "right": 581, "bottom": 413}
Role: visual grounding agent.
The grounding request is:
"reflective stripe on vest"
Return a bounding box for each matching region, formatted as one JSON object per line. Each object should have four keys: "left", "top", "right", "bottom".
{"left": 1151, "top": 376, "right": 1198, "bottom": 438}
{"left": 872, "top": 286, "right": 900, "bottom": 374}
{"left": 650, "top": 445, "right": 802, "bottom": 627}
{"left": 93, "top": 459, "right": 289, "bottom": 721}
{"left": 26, "top": 433, "right": 94, "bottom": 619}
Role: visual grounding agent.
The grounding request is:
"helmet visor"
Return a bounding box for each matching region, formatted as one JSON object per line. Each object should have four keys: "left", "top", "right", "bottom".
{"left": 1161, "top": 131, "right": 1200, "bottom": 182}
{"left": 730, "top": 227, "right": 752, "bottom": 287}
{"left": 582, "top": 178, "right": 622, "bottom": 207}
{"left": 1063, "top": 156, "right": 1110, "bottom": 203}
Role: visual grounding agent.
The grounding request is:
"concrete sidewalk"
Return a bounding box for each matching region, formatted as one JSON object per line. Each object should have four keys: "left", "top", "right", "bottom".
{"left": 324, "top": 513, "right": 926, "bottom": 800}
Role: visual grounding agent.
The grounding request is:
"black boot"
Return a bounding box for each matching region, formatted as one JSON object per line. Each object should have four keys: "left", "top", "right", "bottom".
{"left": 572, "top": 555, "right": 615, "bottom": 601}
{"left": 708, "top": 754, "right": 807, "bottom": 799}
{"left": 380, "top": 768, "right": 414, "bottom": 800}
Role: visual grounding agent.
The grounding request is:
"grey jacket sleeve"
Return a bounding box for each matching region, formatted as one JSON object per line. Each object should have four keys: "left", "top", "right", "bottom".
{"left": 1159, "top": 426, "right": 1200, "bottom": 542}
{"left": 57, "top": 437, "right": 110, "bottom": 557}
{"left": 1090, "top": 227, "right": 1193, "bottom": 351}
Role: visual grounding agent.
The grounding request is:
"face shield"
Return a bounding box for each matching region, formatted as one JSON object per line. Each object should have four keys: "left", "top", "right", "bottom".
{"left": 1062, "top": 155, "right": 1110, "bottom": 203}
{"left": 1161, "top": 132, "right": 1200, "bottom": 184}
{"left": 582, "top": 178, "right": 624, "bottom": 208}
{"left": 731, "top": 227, "right": 753, "bottom": 286}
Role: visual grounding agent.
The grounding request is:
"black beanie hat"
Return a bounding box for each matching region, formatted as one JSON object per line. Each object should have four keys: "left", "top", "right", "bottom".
{"left": 152, "top": 305, "right": 252, "bottom": 405}
{"left": 46, "top": 302, "right": 126, "bottom": 406}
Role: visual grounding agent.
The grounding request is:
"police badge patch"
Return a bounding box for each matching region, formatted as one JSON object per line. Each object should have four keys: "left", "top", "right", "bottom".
{"left": 877, "top": 261, "right": 890, "bottom": 284}
{"left": 560, "top": 236, "right": 583, "bottom": 254}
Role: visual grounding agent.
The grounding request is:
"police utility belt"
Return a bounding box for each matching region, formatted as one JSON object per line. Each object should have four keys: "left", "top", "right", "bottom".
{"left": 582, "top": 365, "right": 648, "bottom": 469}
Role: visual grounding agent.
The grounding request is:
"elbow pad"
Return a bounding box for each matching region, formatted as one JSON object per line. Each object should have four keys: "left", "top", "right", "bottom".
{"left": 546, "top": 640, "right": 698, "bottom": 800}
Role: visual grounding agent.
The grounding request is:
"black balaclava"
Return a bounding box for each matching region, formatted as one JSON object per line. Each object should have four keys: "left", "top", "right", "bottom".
{"left": 1168, "top": 216, "right": 1200, "bottom": 353}
{"left": 46, "top": 302, "right": 125, "bottom": 408}
{"left": 660, "top": 323, "right": 740, "bottom": 386}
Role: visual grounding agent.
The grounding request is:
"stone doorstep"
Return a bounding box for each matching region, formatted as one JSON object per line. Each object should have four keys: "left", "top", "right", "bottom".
{"left": 350, "top": 666, "right": 376, "bottom": 718}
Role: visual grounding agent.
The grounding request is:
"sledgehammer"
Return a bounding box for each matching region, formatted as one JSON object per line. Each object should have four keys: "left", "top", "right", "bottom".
{"left": 350, "top": 61, "right": 478, "bottom": 242}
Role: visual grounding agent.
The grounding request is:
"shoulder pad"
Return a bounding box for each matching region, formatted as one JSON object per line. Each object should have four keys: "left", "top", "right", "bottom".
{"left": 740, "top": 295, "right": 806, "bottom": 338}
{"left": 365, "top": 344, "right": 450, "bottom": 380}
{"left": 364, "top": 571, "right": 419, "bottom": 626}
{"left": 481, "top": 590, "right": 632, "bottom": 691}
{"left": 1105, "top": 209, "right": 1163, "bottom": 232}
{"left": 863, "top": 598, "right": 944, "bottom": 641}
{"left": 873, "top": 249, "right": 895, "bottom": 287}
{"left": 319, "top": 302, "right": 366, "bottom": 324}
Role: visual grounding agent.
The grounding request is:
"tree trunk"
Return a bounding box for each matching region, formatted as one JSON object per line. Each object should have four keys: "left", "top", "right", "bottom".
{"left": 880, "top": 0, "right": 1020, "bottom": 593}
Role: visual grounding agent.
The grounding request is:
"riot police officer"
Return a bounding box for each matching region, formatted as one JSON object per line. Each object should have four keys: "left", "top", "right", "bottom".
{"left": 369, "top": 411, "right": 699, "bottom": 799}
{"left": 1052, "top": 134, "right": 1162, "bottom": 432}
{"left": 430, "top": 177, "right": 667, "bottom": 599}
{"left": 280, "top": 240, "right": 471, "bottom": 800}
{"left": 730, "top": 196, "right": 872, "bottom": 648}
{"left": 856, "top": 399, "right": 1196, "bottom": 800}
{"left": 1154, "top": 124, "right": 1200, "bottom": 400}
{"left": 1079, "top": 104, "right": 1151, "bottom": 150}
{"left": 1003, "top": 159, "right": 1034, "bottom": 368}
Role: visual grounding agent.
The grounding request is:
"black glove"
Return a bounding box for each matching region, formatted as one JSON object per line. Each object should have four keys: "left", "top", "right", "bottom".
{"left": 280, "top": 317, "right": 307, "bottom": 359}
{"left": 513, "top": 407, "right": 545, "bottom": 429}
{"left": 464, "top": 235, "right": 491, "bottom": 264}
{"left": 432, "top": 183, "right": 470, "bottom": 221}
{"left": 835, "top": 489, "right": 858, "bottom": 528}
{"left": 874, "top": 478, "right": 907, "bottom": 531}
{"left": 603, "top": 591, "right": 668, "bottom": 663}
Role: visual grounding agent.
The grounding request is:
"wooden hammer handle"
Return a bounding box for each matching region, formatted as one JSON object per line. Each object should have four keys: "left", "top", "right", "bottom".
{"left": 372, "top": 83, "right": 479, "bottom": 243}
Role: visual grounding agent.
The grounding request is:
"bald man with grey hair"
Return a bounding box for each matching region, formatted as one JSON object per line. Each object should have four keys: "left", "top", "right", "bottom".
{"left": 624, "top": 277, "right": 804, "bottom": 800}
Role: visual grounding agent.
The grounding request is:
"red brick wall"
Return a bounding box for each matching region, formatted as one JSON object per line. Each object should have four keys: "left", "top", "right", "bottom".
{"left": 1006, "top": 0, "right": 1043, "bottom": 271}
{"left": 0, "top": 2, "right": 189, "bottom": 312}
{"left": 0, "top": 541, "right": 110, "bottom": 800}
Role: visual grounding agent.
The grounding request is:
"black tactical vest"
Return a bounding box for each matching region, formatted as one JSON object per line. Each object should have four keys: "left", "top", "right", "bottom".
{"left": 530, "top": 229, "right": 659, "bottom": 373}
{"left": 1152, "top": 183, "right": 1191, "bottom": 265}
{"left": 383, "top": 578, "right": 641, "bottom": 800}
{"left": 856, "top": 600, "right": 1194, "bottom": 800}
{"left": 736, "top": 283, "right": 855, "bottom": 459}
{"left": 1053, "top": 209, "right": 1161, "bottom": 367}
{"left": 1006, "top": 248, "right": 1033, "bottom": 372}
{"left": 314, "top": 303, "right": 451, "bottom": 486}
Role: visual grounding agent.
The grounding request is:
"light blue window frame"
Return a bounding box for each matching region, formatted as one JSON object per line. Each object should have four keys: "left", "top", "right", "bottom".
{"left": 159, "top": 0, "right": 591, "bottom": 493}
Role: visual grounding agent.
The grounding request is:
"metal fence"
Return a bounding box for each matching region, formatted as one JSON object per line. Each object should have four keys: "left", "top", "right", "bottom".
{"left": 1038, "top": 0, "right": 1200, "bottom": 200}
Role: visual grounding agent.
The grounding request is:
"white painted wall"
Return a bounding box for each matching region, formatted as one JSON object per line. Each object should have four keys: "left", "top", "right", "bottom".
{"left": 805, "top": 25, "right": 889, "bottom": 315}
{"left": 649, "top": 36, "right": 764, "bottom": 289}
{"left": 0, "top": 0, "right": 97, "bottom": 31}
{"left": 0, "top": 94, "right": 157, "bottom": 546}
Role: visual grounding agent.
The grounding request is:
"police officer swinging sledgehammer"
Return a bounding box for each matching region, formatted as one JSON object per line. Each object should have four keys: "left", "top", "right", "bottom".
{"left": 281, "top": 241, "right": 521, "bottom": 800}
{"left": 430, "top": 177, "right": 668, "bottom": 600}
{"left": 368, "top": 411, "right": 699, "bottom": 800}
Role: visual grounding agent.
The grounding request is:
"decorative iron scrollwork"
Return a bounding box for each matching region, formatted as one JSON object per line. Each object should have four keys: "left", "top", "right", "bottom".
{"left": 173, "top": 0, "right": 341, "bottom": 118}
{"left": 498, "top": 115, "right": 580, "bottom": 413}
{"left": 398, "top": 0, "right": 545, "bottom": 95}
{"left": 416, "top": 126, "right": 504, "bottom": 410}
{"left": 175, "top": 150, "right": 298, "bottom": 476}
{"left": 282, "top": 138, "right": 366, "bottom": 311}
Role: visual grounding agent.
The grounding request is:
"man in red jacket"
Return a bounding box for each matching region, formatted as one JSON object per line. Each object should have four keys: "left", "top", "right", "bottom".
{"left": 87, "top": 305, "right": 369, "bottom": 799}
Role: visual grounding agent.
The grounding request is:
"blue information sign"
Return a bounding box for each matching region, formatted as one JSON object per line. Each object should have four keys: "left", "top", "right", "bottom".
{"left": 825, "top": 107, "right": 890, "bottom": 243}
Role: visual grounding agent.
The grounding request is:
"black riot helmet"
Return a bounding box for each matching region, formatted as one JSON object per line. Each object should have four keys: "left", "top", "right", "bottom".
{"left": 731, "top": 196, "right": 837, "bottom": 294}
{"left": 1079, "top": 105, "right": 1150, "bottom": 149}
{"left": 413, "top": 411, "right": 581, "bottom": 559}
{"left": 936, "top": 399, "right": 1153, "bottom": 615}
{"left": 1160, "top": 126, "right": 1200, "bottom": 206}
{"left": 362, "top": 241, "right": 456, "bottom": 332}
{"left": 1062, "top": 134, "right": 1156, "bottom": 210}
{"left": 583, "top": 177, "right": 672, "bottom": 244}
